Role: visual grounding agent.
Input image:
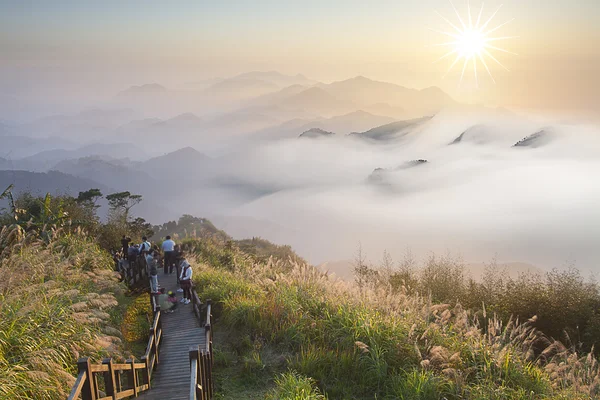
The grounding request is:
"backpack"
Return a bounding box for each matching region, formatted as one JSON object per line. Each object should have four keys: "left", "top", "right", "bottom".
{"left": 140, "top": 241, "right": 151, "bottom": 252}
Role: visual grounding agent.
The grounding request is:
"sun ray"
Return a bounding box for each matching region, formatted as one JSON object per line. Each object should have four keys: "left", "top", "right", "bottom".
{"left": 473, "top": 57, "right": 478, "bottom": 88}
{"left": 459, "top": 58, "right": 469, "bottom": 85}
{"left": 435, "top": 10, "right": 463, "bottom": 33}
{"left": 483, "top": 48, "right": 510, "bottom": 71}
{"left": 478, "top": 4, "right": 503, "bottom": 32}
{"left": 475, "top": 2, "right": 485, "bottom": 28}
{"left": 432, "top": 1, "right": 515, "bottom": 86}
{"left": 433, "top": 49, "right": 459, "bottom": 63}
{"left": 484, "top": 18, "right": 514, "bottom": 35}
{"left": 431, "top": 41, "right": 459, "bottom": 46}
{"left": 468, "top": 0, "right": 473, "bottom": 28}
{"left": 478, "top": 53, "right": 496, "bottom": 83}
{"left": 484, "top": 36, "right": 519, "bottom": 42}
{"left": 443, "top": 54, "right": 463, "bottom": 78}
{"left": 428, "top": 28, "right": 460, "bottom": 39}
{"left": 449, "top": 0, "right": 468, "bottom": 29}
{"left": 484, "top": 44, "right": 517, "bottom": 55}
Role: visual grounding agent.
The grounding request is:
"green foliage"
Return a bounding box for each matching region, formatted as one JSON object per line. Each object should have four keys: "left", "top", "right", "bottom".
{"left": 266, "top": 371, "right": 327, "bottom": 400}
{"left": 190, "top": 240, "right": 600, "bottom": 400}
{"left": 382, "top": 254, "right": 600, "bottom": 356}
{"left": 236, "top": 237, "right": 306, "bottom": 264}
{"left": 152, "top": 214, "right": 229, "bottom": 242}
{"left": 106, "top": 191, "right": 142, "bottom": 224}
{"left": 121, "top": 293, "right": 152, "bottom": 343}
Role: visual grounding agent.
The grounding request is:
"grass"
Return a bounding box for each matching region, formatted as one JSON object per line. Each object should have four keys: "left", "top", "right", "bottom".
{"left": 188, "top": 238, "right": 600, "bottom": 399}
{"left": 0, "top": 228, "right": 131, "bottom": 399}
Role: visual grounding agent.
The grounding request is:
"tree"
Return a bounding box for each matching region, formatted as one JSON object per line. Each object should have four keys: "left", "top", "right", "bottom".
{"left": 76, "top": 188, "right": 103, "bottom": 222}
{"left": 106, "top": 191, "right": 142, "bottom": 223}
{"left": 128, "top": 217, "right": 154, "bottom": 240}
{"left": 77, "top": 188, "right": 103, "bottom": 208}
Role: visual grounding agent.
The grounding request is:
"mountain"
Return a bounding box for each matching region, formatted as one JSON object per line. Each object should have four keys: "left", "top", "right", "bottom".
{"left": 317, "top": 76, "right": 455, "bottom": 117}
{"left": 52, "top": 157, "right": 151, "bottom": 192}
{"left": 299, "top": 128, "right": 335, "bottom": 138}
{"left": 118, "top": 83, "right": 167, "bottom": 96}
{"left": 0, "top": 135, "right": 78, "bottom": 160}
{"left": 367, "top": 160, "right": 428, "bottom": 186}
{"left": 16, "top": 108, "right": 137, "bottom": 139}
{"left": 0, "top": 170, "right": 111, "bottom": 199}
{"left": 350, "top": 116, "right": 432, "bottom": 141}
{"left": 233, "top": 71, "right": 315, "bottom": 87}
{"left": 203, "top": 78, "right": 280, "bottom": 100}
{"left": 300, "top": 110, "right": 396, "bottom": 135}
{"left": 140, "top": 147, "right": 212, "bottom": 181}
{"left": 199, "top": 111, "right": 282, "bottom": 139}
{"left": 513, "top": 129, "right": 556, "bottom": 148}
{"left": 278, "top": 87, "right": 356, "bottom": 117}
{"left": 52, "top": 157, "right": 152, "bottom": 193}
{"left": 248, "top": 84, "right": 312, "bottom": 107}
{"left": 10, "top": 142, "right": 148, "bottom": 172}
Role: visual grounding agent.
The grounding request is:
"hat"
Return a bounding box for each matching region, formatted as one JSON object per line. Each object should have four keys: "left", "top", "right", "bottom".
{"left": 167, "top": 291, "right": 174, "bottom": 296}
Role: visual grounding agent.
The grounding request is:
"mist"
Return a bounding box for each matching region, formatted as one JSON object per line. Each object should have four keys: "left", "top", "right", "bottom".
{"left": 1, "top": 72, "right": 599, "bottom": 274}
{"left": 187, "top": 113, "right": 600, "bottom": 271}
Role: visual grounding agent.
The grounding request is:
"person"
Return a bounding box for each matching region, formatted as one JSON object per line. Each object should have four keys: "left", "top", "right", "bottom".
{"left": 145, "top": 249, "right": 154, "bottom": 271}
{"left": 179, "top": 256, "right": 193, "bottom": 304}
{"left": 173, "top": 244, "right": 184, "bottom": 292}
{"left": 167, "top": 290, "right": 179, "bottom": 312}
{"left": 127, "top": 244, "right": 138, "bottom": 264}
{"left": 156, "top": 288, "right": 178, "bottom": 313}
{"left": 139, "top": 236, "right": 151, "bottom": 255}
{"left": 121, "top": 235, "right": 131, "bottom": 257}
{"left": 161, "top": 235, "right": 176, "bottom": 275}
{"left": 147, "top": 251, "right": 159, "bottom": 293}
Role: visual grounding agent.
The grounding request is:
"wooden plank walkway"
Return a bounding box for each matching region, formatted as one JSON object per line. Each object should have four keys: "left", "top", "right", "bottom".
{"left": 137, "top": 270, "right": 206, "bottom": 400}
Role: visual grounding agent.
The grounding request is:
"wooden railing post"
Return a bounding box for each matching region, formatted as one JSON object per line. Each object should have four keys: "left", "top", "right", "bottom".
{"left": 102, "top": 358, "right": 117, "bottom": 400}
{"left": 140, "top": 355, "right": 151, "bottom": 390}
{"left": 77, "top": 357, "right": 97, "bottom": 400}
{"left": 126, "top": 359, "right": 138, "bottom": 396}
{"left": 149, "top": 327, "right": 158, "bottom": 365}
{"left": 189, "top": 346, "right": 200, "bottom": 400}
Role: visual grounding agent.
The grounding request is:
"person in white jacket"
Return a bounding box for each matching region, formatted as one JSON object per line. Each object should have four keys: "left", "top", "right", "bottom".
{"left": 179, "top": 258, "right": 193, "bottom": 304}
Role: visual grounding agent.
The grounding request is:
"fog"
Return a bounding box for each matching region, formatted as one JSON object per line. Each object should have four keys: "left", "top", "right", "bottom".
{"left": 196, "top": 113, "right": 600, "bottom": 271}
{"left": 1, "top": 74, "right": 599, "bottom": 273}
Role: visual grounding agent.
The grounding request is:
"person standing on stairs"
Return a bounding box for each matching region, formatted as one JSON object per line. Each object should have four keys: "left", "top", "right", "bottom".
{"left": 139, "top": 236, "right": 151, "bottom": 255}
{"left": 161, "top": 235, "right": 176, "bottom": 275}
{"left": 179, "top": 256, "right": 193, "bottom": 304}
{"left": 173, "top": 244, "right": 184, "bottom": 293}
{"left": 147, "top": 251, "right": 160, "bottom": 293}
{"left": 121, "top": 235, "right": 131, "bottom": 258}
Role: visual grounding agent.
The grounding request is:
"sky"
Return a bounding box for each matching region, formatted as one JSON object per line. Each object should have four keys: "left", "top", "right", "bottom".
{"left": 1, "top": 0, "right": 599, "bottom": 117}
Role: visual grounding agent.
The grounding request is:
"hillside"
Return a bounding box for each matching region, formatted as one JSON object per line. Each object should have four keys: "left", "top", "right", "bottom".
{"left": 0, "top": 231, "right": 130, "bottom": 399}
{"left": 188, "top": 238, "right": 600, "bottom": 399}
{"left": 1, "top": 202, "right": 600, "bottom": 399}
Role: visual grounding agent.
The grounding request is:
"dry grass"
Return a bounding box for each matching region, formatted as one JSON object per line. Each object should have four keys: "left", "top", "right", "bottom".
{"left": 0, "top": 227, "right": 128, "bottom": 400}
{"left": 190, "top": 239, "right": 600, "bottom": 399}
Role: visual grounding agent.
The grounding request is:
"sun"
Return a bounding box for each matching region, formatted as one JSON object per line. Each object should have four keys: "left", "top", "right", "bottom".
{"left": 431, "top": 1, "right": 517, "bottom": 87}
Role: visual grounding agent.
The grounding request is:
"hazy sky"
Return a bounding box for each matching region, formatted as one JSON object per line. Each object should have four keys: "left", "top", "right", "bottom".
{"left": 1, "top": 0, "right": 599, "bottom": 116}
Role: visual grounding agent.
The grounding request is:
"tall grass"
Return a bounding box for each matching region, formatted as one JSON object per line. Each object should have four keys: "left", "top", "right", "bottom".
{"left": 0, "top": 228, "right": 128, "bottom": 399}
{"left": 189, "top": 239, "right": 600, "bottom": 399}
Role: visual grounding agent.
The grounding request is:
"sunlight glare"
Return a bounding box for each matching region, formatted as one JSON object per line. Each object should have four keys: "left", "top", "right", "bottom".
{"left": 431, "top": 1, "right": 517, "bottom": 87}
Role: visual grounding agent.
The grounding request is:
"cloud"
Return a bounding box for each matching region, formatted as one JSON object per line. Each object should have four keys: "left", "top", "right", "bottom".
{"left": 199, "top": 112, "right": 600, "bottom": 272}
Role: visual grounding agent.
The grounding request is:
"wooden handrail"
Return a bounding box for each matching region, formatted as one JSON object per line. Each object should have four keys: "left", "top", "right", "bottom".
{"left": 69, "top": 270, "right": 214, "bottom": 399}
{"left": 67, "top": 296, "right": 163, "bottom": 399}
{"left": 189, "top": 293, "right": 214, "bottom": 400}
